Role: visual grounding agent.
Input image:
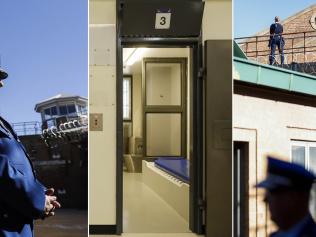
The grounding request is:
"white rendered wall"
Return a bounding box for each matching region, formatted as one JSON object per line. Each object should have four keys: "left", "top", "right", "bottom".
{"left": 233, "top": 94, "right": 316, "bottom": 236}
{"left": 89, "top": 0, "right": 116, "bottom": 225}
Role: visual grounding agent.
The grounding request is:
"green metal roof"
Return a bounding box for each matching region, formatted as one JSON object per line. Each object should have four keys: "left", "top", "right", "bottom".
{"left": 234, "top": 57, "right": 316, "bottom": 96}
{"left": 233, "top": 41, "right": 247, "bottom": 59}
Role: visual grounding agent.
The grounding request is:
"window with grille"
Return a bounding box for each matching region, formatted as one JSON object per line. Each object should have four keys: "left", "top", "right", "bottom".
{"left": 123, "top": 76, "right": 132, "bottom": 121}
{"left": 291, "top": 140, "right": 316, "bottom": 219}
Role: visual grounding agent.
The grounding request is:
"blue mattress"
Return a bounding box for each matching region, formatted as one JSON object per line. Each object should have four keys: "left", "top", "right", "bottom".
{"left": 154, "top": 157, "right": 190, "bottom": 184}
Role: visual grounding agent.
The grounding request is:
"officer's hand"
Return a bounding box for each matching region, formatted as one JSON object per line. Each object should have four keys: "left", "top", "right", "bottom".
{"left": 44, "top": 188, "right": 61, "bottom": 218}
{"left": 44, "top": 195, "right": 61, "bottom": 218}
{"left": 44, "top": 195, "right": 57, "bottom": 217}
{"left": 45, "top": 187, "right": 61, "bottom": 209}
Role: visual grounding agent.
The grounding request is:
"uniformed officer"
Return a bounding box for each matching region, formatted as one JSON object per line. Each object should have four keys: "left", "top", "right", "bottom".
{"left": 0, "top": 68, "right": 61, "bottom": 237}
{"left": 257, "top": 156, "right": 316, "bottom": 237}
{"left": 269, "top": 16, "right": 285, "bottom": 65}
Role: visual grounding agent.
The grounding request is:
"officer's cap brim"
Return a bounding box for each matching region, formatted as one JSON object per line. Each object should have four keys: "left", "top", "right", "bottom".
{"left": 0, "top": 69, "right": 8, "bottom": 80}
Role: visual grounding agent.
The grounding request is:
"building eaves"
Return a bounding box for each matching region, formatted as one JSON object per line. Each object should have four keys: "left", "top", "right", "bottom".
{"left": 34, "top": 94, "right": 88, "bottom": 112}
{"left": 234, "top": 56, "right": 316, "bottom": 97}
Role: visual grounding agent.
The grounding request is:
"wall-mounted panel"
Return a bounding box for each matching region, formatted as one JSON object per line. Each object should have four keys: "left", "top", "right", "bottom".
{"left": 90, "top": 0, "right": 116, "bottom": 25}
{"left": 89, "top": 25, "right": 116, "bottom": 66}
{"left": 89, "top": 66, "right": 116, "bottom": 106}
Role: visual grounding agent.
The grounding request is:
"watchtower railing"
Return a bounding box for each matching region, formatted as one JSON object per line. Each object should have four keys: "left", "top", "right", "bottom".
{"left": 11, "top": 121, "right": 42, "bottom": 136}
{"left": 235, "top": 31, "right": 316, "bottom": 66}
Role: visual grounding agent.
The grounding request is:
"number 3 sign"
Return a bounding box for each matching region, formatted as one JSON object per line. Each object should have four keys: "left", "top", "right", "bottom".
{"left": 155, "top": 9, "right": 171, "bottom": 29}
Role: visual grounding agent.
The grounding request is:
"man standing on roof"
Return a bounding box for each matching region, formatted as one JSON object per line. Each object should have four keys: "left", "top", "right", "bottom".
{"left": 0, "top": 68, "right": 61, "bottom": 237}
{"left": 269, "top": 16, "right": 285, "bottom": 65}
{"left": 257, "top": 155, "right": 316, "bottom": 237}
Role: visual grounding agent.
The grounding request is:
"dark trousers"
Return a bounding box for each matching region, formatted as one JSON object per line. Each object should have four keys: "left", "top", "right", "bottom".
{"left": 269, "top": 36, "right": 284, "bottom": 65}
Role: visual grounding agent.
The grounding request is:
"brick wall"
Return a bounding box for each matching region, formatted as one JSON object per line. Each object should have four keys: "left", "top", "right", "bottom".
{"left": 239, "top": 5, "right": 316, "bottom": 65}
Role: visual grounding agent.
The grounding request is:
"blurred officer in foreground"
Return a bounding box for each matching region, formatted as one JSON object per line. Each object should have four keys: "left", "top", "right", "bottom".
{"left": 257, "top": 156, "right": 316, "bottom": 237}
{"left": 0, "top": 68, "right": 61, "bottom": 237}
{"left": 269, "top": 16, "right": 285, "bottom": 65}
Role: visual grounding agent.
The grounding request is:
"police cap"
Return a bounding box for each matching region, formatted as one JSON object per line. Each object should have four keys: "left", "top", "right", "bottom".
{"left": 256, "top": 156, "right": 316, "bottom": 191}
{"left": 0, "top": 68, "right": 8, "bottom": 80}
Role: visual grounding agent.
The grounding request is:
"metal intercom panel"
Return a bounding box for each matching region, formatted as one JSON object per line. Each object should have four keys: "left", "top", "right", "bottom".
{"left": 90, "top": 113, "right": 103, "bottom": 131}
{"left": 120, "top": 0, "right": 204, "bottom": 37}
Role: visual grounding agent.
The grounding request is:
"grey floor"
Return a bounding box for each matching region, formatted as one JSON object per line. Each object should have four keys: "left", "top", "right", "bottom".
{"left": 35, "top": 209, "right": 87, "bottom": 237}
{"left": 123, "top": 172, "right": 190, "bottom": 233}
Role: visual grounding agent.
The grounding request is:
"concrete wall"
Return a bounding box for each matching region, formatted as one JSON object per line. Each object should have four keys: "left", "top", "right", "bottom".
{"left": 89, "top": 0, "right": 117, "bottom": 226}
{"left": 233, "top": 94, "right": 316, "bottom": 237}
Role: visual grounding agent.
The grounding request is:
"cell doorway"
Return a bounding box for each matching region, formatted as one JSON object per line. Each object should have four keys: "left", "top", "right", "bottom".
{"left": 121, "top": 47, "right": 194, "bottom": 233}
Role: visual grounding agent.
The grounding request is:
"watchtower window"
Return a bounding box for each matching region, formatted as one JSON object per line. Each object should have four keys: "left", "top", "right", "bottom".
{"left": 59, "top": 105, "right": 68, "bottom": 115}
{"left": 67, "top": 104, "right": 76, "bottom": 115}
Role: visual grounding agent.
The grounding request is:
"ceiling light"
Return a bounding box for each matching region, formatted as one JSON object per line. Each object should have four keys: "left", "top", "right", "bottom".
{"left": 126, "top": 48, "right": 147, "bottom": 66}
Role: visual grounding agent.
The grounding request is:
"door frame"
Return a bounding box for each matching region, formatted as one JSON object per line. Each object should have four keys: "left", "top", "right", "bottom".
{"left": 116, "top": 4, "right": 204, "bottom": 235}
{"left": 233, "top": 141, "right": 249, "bottom": 237}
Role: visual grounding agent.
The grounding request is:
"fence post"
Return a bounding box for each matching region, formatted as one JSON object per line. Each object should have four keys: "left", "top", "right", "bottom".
{"left": 291, "top": 38, "right": 294, "bottom": 64}
{"left": 303, "top": 32, "right": 306, "bottom": 63}
{"left": 255, "top": 36, "right": 258, "bottom": 60}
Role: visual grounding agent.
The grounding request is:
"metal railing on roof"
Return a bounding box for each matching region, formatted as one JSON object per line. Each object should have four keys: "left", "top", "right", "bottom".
{"left": 11, "top": 121, "right": 42, "bottom": 136}
{"left": 235, "top": 31, "right": 316, "bottom": 69}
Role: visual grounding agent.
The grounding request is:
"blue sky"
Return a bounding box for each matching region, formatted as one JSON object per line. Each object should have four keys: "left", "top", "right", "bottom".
{"left": 234, "top": 0, "right": 315, "bottom": 38}
{"left": 0, "top": 0, "right": 87, "bottom": 123}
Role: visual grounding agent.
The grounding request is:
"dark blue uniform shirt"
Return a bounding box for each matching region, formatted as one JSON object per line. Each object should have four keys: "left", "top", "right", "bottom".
{"left": 270, "top": 23, "right": 283, "bottom": 36}
{"left": 0, "top": 117, "right": 46, "bottom": 237}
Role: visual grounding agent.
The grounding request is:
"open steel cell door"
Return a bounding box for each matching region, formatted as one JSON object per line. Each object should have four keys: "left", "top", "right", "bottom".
{"left": 205, "top": 40, "right": 232, "bottom": 237}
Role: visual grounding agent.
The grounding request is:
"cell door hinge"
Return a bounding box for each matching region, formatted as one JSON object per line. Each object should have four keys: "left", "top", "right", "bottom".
{"left": 198, "top": 67, "right": 206, "bottom": 79}
{"left": 198, "top": 199, "right": 206, "bottom": 210}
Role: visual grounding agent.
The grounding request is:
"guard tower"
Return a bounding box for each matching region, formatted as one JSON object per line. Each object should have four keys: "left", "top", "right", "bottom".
{"left": 34, "top": 93, "right": 87, "bottom": 129}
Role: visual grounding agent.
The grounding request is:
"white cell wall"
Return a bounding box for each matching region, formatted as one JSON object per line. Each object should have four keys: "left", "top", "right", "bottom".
{"left": 90, "top": 0, "right": 116, "bottom": 25}
{"left": 233, "top": 94, "right": 316, "bottom": 236}
{"left": 89, "top": 0, "right": 117, "bottom": 225}
{"left": 203, "top": 0, "right": 232, "bottom": 40}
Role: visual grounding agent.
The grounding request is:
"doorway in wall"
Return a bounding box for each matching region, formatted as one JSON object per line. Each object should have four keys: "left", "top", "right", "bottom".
{"left": 116, "top": 0, "right": 205, "bottom": 233}
{"left": 234, "top": 142, "right": 249, "bottom": 237}
{"left": 121, "top": 47, "right": 193, "bottom": 233}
